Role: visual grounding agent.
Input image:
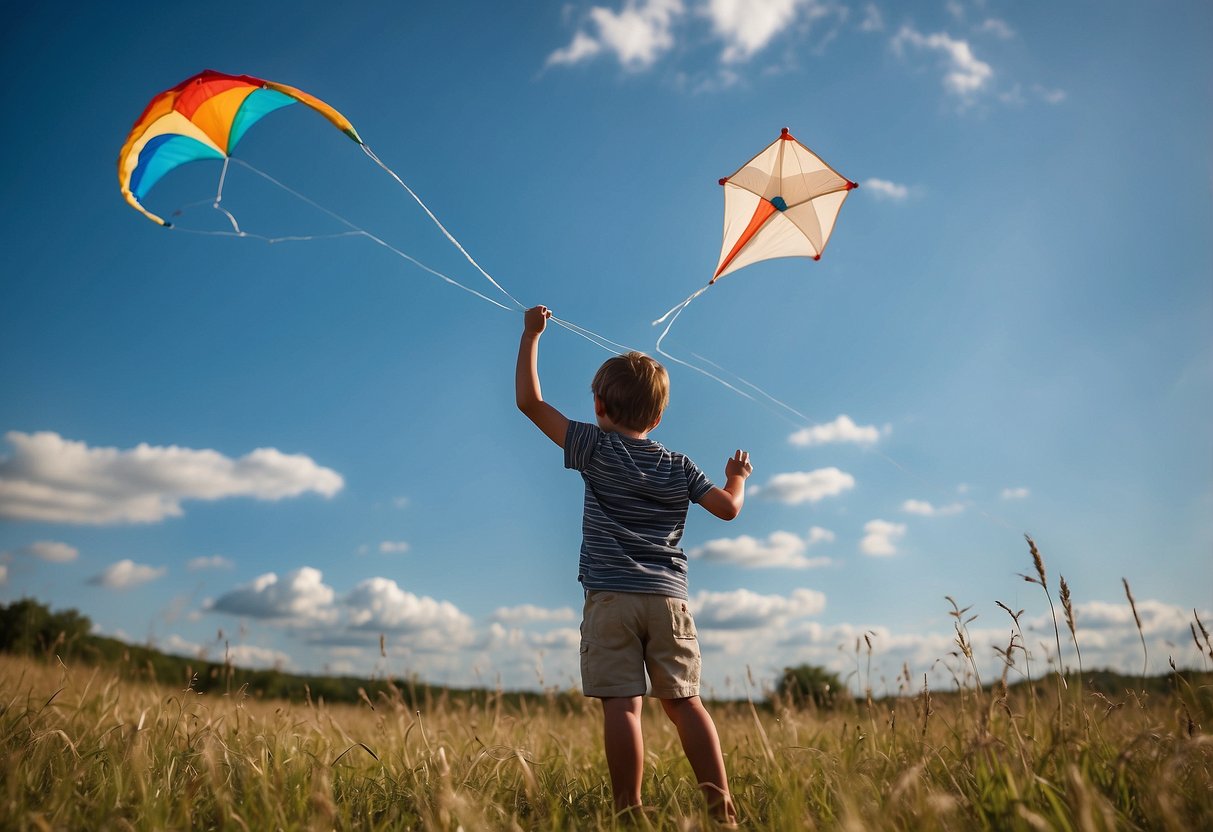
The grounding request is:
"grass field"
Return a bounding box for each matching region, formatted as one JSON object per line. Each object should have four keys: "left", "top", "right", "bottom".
{"left": 3, "top": 549, "right": 1211, "bottom": 830}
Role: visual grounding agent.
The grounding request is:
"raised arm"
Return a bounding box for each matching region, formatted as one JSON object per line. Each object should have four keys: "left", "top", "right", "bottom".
{"left": 516, "top": 305, "right": 569, "bottom": 448}
{"left": 699, "top": 450, "right": 752, "bottom": 521}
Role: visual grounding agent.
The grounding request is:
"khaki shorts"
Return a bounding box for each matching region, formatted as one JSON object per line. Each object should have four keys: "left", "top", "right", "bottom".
{"left": 580, "top": 590, "right": 701, "bottom": 699}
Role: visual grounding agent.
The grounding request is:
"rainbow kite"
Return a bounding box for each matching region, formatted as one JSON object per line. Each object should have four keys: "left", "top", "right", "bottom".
{"left": 117, "top": 69, "right": 363, "bottom": 226}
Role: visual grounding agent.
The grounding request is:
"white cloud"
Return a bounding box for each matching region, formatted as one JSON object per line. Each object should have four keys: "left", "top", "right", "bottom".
{"left": 491, "top": 604, "right": 577, "bottom": 624}
{"left": 208, "top": 567, "right": 338, "bottom": 624}
{"left": 757, "top": 468, "right": 855, "bottom": 504}
{"left": 1001, "top": 487, "right": 1031, "bottom": 500}
{"left": 691, "top": 587, "right": 826, "bottom": 630}
{"left": 0, "top": 431, "right": 344, "bottom": 525}
{"left": 187, "top": 555, "right": 234, "bottom": 571}
{"left": 688, "top": 528, "right": 833, "bottom": 569}
{"left": 862, "top": 178, "right": 909, "bottom": 201}
{"left": 26, "top": 540, "right": 79, "bottom": 562}
{"left": 860, "top": 519, "right": 906, "bottom": 556}
{"left": 547, "top": 0, "right": 684, "bottom": 70}
{"left": 1034, "top": 84, "right": 1066, "bottom": 105}
{"left": 378, "top": 541, "right": 410, "bottom": 554}
{"left": 703, "top": 0, "right": 818, "bottom": 64}
{"left": 858, "top": 3, "right": 883, "bottom": 32}
{"left": 161, "top": 634, "right": 292, "bottom": 670}
{"left": 902, "top": 499, "right": 964, "bottom": 517}
{"left": 88, "top": 559, "right": 167, "bottom": 589}
{"left": 788, "top": 414, "right": 882, "bottom": 447}
{"left": 344, "top": 577, "right": 475, "bottom": 648}
{"left": 892, "top": 25, "right": 992, "bottom": 98}
{"left": 977, "top": 18, "right": 1014, "bottom": 39}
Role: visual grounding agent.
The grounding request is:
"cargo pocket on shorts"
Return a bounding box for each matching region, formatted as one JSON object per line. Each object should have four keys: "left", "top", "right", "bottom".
{"left": 668, "top": 598, "right": 697, "bottom": 640}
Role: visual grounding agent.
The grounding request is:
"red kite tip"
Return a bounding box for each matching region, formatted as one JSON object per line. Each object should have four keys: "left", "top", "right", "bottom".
{"left": 718, "top": 178, "right": 728, "bottom": 186}
{"left": 781, "top": 127, "right": 790, "bottom": 135}
{"left": 813, "top": 254, "right": 821, "bottom": 261}
{"left": 847, "top": 181, "right": 858, "bottom": 190}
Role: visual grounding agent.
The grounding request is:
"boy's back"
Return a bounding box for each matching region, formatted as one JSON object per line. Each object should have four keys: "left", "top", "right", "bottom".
{"left": 564, "top": 420, "right": 714, "bottom": 599}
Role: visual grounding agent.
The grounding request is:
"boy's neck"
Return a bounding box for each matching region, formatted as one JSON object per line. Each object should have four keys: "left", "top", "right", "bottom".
{"left": 594, "top": 396, "right": 660, "bottom": 440}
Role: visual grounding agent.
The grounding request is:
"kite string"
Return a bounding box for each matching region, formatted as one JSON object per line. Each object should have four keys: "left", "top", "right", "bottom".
{"left": 651, "top": 283, "right": 764, "bottom": 406}
{"left": 174, "top": 158, "right": 646, "bottom": 353}
{"left": 665, "top": 296, "right": 1018, "bottom": 531}
{"left": 361, "top": 144, "right": 526, "bottom": 312}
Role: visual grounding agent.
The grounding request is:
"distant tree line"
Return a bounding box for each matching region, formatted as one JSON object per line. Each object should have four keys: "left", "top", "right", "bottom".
{"left": 3, "top": 599, "right": 1206, "bottom": 709}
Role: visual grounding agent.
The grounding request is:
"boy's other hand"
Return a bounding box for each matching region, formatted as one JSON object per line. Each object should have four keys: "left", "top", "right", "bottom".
{"left": 726, "top": 450, "right": 752, "bottom": 480}
{"left": 524, "top": 305, "right": 551, "bottom": 336}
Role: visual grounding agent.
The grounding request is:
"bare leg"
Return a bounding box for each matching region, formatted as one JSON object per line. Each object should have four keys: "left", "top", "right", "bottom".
{"left": 661, "top": 696, "right": 736, "bottom": 823}
{"left": 601, "top": 696, "right": 645, "bottom": 813}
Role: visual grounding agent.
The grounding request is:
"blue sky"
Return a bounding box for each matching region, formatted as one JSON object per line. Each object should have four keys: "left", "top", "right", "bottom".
{"left": 2, "top": 0, "right": 1210, "bottom": 695}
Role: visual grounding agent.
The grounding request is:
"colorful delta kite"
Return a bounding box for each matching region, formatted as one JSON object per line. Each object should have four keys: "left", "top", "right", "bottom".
{"left": 118, "top": 70, "right": 363, "bottom": 226}
{"left": 713, "top": 127, "right": 856, "bottom": 283}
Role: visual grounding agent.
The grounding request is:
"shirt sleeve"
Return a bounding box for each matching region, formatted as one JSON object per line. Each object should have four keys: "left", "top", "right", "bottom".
{"left": 564, "top": 421, "right": 601, "bottom": 471}
{"left": 682, "top": 455, "right": 715, "bottom": 504}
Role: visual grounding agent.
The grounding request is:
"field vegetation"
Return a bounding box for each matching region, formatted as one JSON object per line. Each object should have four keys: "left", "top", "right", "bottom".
{"left": 2, "top": 540, "right": 1210, "bottom": 830}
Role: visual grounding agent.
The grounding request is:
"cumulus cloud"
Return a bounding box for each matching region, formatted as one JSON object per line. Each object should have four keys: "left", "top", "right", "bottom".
{"left": 862, "top": 178, "right": 910, "bottom": 201}
{"left": 788, "top": 415, "right": 882, "bottom": 447}
{"left": 892, "top": 25, "right": 992, "bottom": 98}
{"left": 860, "top": 519, "right": 906, "bottom": 556}
{"left": 1001, "top": 487, "right": 1030, "bottom": 500}
{"left": 491, "top": 604, "right": 577, "bottom": 624}
{"left": 547, "top": 0, "right": 684, "bottom": 70}
{"left": 208, "top": 567, "right": 338, "bottom": 624}
{"left": 26, "top": 540, "right": 79, "bottom": 562}
{"left": 692, "top": 587, "right": 826, "bottom": 630}
{"left": 703, "top": 0, "right": 825, "bottom": 64}
{"left": 902, "top": 499, "right": 964, "bottom": 517}
{"left": 757, "top": 468, "right": 855, "bottom": 504}
{"left": 688, "top": 528, "right": 833, "bottom": 569}
{"left": 0, "top": 431, "right": 343, "bottom": 525}
{"left": 378, "top": 541, "right": 410, "bottom": 554}
{"left": 161, "top": 634, "right": 292, "bottom": 670}
{"left": 88, "top": 559, "right": 167, "bottom": 589}
{"left": 344, "top": 577, "right": 475, "bottom": 649}
{"left": 547, "top": 0, "right": 837, "bottom": 71}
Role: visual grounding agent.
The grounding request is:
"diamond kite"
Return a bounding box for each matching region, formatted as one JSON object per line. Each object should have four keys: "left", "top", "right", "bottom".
{"left": 713, "top": 127, "right": 856, "bottom": 282}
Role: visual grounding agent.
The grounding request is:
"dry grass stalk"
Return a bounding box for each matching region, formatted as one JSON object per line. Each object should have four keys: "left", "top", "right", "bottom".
{"left": 1123, "top": 577, "right": 1149, "bottom": 682}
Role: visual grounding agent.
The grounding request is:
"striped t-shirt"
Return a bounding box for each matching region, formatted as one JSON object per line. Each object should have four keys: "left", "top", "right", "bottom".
{"left": 564, "top": 420, "right": 715, "bottom": 600}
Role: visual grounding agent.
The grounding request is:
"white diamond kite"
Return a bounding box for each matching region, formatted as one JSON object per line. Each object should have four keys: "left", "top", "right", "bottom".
{"left": 654, "top": 128, "right": 856, "bottom": 386}
{"left": 713, "top": 127, "right": 856, "bottom": 283}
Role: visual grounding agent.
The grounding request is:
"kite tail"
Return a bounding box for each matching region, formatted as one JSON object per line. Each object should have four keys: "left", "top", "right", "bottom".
{"left": 361, "top": 144, "right": 525, "bottom": 311}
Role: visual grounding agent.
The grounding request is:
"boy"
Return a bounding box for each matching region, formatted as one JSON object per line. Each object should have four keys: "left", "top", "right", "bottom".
{"left": 515, "top": 305, "right": 751, "bottom": 823}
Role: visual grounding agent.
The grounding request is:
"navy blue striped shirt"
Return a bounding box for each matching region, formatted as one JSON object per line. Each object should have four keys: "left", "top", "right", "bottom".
{"left": 564, "top": 420, "right": 715, "bottom": 599}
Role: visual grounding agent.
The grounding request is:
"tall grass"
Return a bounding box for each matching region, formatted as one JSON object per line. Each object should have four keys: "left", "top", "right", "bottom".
{"left": 2, "top": 539, "right": 1210, "bottom": 830}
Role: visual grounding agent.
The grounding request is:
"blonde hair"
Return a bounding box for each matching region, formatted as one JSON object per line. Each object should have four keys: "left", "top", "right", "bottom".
{"left": 591, "top": 352, "right": 670, "bottom": 432}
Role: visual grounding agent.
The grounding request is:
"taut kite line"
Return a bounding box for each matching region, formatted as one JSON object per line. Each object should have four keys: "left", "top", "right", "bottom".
{"left": 117, "top": 69, "right": 629, "bottom": 352}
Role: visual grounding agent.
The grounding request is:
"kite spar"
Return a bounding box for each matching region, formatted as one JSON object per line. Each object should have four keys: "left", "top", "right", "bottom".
{"left": 653, "top": 128, "right": 856, "bottom": 398}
